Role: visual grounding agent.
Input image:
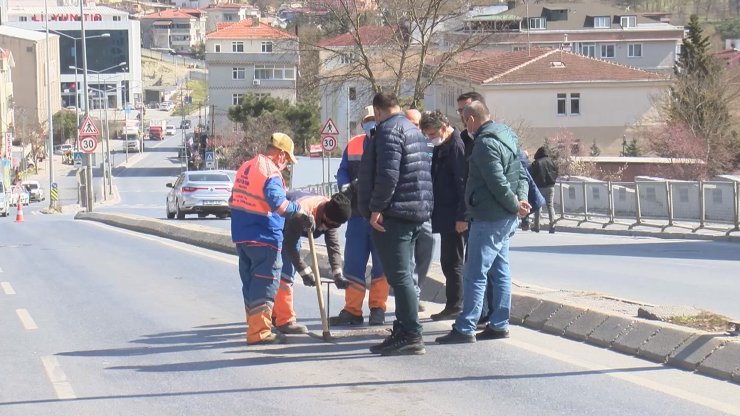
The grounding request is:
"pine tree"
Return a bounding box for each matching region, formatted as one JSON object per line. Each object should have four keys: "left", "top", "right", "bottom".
{"left": 590, "top": 141, "right": 601, "bottom": 157}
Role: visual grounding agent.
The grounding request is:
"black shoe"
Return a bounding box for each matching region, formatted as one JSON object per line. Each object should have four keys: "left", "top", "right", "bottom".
{"left": 370, "top": 322, "right": 401, "bottom": 354}
{"left": 329, "top": 309, "right": 363, "bottom": 326}
{"left": 430, "top": 307, "right": 462, "bottom": 321}
{"left": 435, "top": 328, "right": 476, "bottom": 344}
{"left": 531, "top": 227, "right": 540, "bottom": 233}
{"left": 477, "top": 315, "right": 490, "bottom": 330}
{"left": 521, "top": 221, "right": 530, "bottom": 231}
{"left": 549, "top": 227, "right": 555, "bottom": 234}
{"left": 379, "top": 332, "right": 426, "bottom": 356}
{"left": 368, "top": 307, "right": 385, "bottom": 326}
{"left": 476, "top": 326, "right": 510, "bottom": 340}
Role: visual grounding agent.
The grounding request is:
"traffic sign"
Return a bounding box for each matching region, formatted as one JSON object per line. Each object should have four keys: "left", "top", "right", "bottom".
{"left": 73, "top": 152, "right": 83, "bottom": 167}
{"left": 51, "top": 182, "right": 58, "bottom": 189}
{"left": 79, "top": 136, "right": 98, "bottom": 154}
{"left": 79, "top": 115, "right": 99, "bottom": 135}
{"left": 321, "top": 118, "right": 339, "bottom": 136}
{"left": 322, "top": 135, "right": 337, "bottom": 152}
{"left": 205, "top": 152, "right": 214, "bottom": 161}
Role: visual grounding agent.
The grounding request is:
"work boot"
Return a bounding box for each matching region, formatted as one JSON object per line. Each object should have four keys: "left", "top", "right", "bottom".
{"left": 379, "top": 332, "right": 426, "bottom": 356}
{"left": 276, "top": 322, "right": 308, "bottom": 334}
{"left": 329, "top": 309, "right": 363, "bottom": 326}
{"left": 476, "top": 326, "right": 510, "bottom": 341}
{"left": 435, "top": 327, "right": 476, "bottom": 344}
{"left": 248, "top": 332, "right": 285, "bottom": 345}
{"left": 368, "top": 307, "right": 385, "bottom": 326}
{"left": 430, "top": 307, "right": 462, "bottom": 321}
{"left": 370, "top": 322, "right": 402, "bottom": 354}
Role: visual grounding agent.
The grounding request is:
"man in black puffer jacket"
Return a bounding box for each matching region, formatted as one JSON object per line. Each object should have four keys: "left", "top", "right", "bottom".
{"left": 358, "top": 91, "right": 433, "bottom": 356}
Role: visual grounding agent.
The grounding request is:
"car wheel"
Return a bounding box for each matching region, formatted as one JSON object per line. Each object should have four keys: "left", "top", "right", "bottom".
{"left": 176, "top": 202, "right": 185, "bottom": 219}
{"left": 166, "top": 201, "right": 175, "bottom": 219}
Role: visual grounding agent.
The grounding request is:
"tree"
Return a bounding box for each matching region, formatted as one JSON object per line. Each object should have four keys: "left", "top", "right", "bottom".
{"left": 191, "top": 42, "right": 205, "bottom": 60}
{"left": 590, "top": 141, "right": 601, "bottom": 157}
{"left": 623, "top": 138, "right": 642, "bottom": 157}
{"left": 52, "top": 110, "right": 77, "bottom": 145}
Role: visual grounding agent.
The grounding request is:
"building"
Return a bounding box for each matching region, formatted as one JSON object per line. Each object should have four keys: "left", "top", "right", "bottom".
{"left": 205, "top": 18, "right": 298, "bottom": 135}
{"left": 0, "top": 26, "right": 61, "bottom": 129}
{"left": 5, "top": 5, "right": 142, "bottom": 110}
{"left": 204, "top": 3, "right": 260, "bottom": 33}
{"left": 140, "top": 8, "right": 207, "bottom": 54}
{"left": 446, "top": 2, "right": 684, "bottom": 73}
{"left": 424, "top": 48, "right": 671, "bottom": 154}
{"left": 0, "top": 48, "right": 14, "bottom": 158}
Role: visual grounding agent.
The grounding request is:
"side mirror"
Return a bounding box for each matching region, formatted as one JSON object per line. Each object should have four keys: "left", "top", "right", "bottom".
{"left": 166, "top": 183, "right": 173, "bottom": 188}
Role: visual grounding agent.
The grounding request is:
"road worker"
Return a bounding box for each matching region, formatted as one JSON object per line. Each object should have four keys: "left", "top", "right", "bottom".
{"left": 273, "top": 191, "right": 352, "bottom": 334}
{"left": 330, "top": 105, "right": 389, "bottom": 326}
{"left": 230, "top": 133, "right": 314, "bottom": 345}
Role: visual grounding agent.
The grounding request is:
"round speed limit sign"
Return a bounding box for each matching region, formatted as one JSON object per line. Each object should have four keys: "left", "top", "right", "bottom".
{"left": 79, "top": 135, "right": 98, "bottom": 154}
{"left": 322, "top": 135, "right": 337, "bottom": 152}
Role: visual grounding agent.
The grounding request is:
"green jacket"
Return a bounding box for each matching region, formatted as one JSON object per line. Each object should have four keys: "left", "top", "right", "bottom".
{"left": 465, "top": 120, "right": 528, "bottom": 222}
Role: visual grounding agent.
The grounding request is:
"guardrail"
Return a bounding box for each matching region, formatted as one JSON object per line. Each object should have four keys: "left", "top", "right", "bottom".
{"left": 293, "top": 182, "right": 338, "bottom": 197}
{"left": 554, "top": 180, "right": 740, "bottom": 236}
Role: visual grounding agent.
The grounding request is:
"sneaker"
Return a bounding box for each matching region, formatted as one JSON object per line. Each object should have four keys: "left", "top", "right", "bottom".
{"left": 476, "top": 326, "right": 510, "bottom": 340}
{"left": 369, "top": 324, "right": 402, "bottom": 354}
{"left": 521, "top": 221, "right": 530, "bottom": 231}
{"left": 329, "top": 309, "right": 363, "bottom": 326}
{"left": 430, "top": 307, "right": 462, "bottom": 321}
{"left": 276, "top": 322, "right": 308, "bottom": 334}
{"left": 368, "top": 307, "right": 385, "bottom": 326}
{"left": 248, "top": 332, "right": 285, "bottom": 345}
{"left": 435, "top": 327, "right": 476, "bottom": 344}
{"left": 379, "top": 332, "right": 426, "bottom": 356}
{"left": 531, "top": 227, "right": 540, "bottom": 233}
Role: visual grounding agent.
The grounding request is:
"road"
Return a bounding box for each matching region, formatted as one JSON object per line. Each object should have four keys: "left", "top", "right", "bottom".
{"left": 1, "top": 215, "right": 739, "bottom": 415}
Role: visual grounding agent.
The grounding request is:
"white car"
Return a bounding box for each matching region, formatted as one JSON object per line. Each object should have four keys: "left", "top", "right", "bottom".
{"left": 9, "top": 184, "right": 29, "bottom": 207}
{"left": 0, "top": 182, "right": 9, "bottom": 217}
{"left": 165, "top": 125, "right": 176, "bottom": 136}
{"left": 22, "top": 180, "right": 45, "bottom": 202}
{"left": 159, "top": 101, "right": 174, "bottom": 111}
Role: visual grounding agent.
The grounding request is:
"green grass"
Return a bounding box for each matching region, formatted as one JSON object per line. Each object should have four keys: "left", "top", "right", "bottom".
{"left": 172, "top": 79, "right": 207, "bottom": 117}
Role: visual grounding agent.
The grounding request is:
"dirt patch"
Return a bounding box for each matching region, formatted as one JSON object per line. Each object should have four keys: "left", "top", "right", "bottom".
{"left": 666, "top": 311, "right": 733, "bottom": 332}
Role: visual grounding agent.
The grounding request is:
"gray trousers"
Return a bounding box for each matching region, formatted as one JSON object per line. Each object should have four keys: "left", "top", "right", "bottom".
{"left": 411, "top": 220, "right": 435, "bottom": 299}
{"left": 534, "top": 186, "right": 556, "bottom": 230}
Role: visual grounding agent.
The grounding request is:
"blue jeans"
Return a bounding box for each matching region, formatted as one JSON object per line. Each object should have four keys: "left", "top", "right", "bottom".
{"left": 453, "top": 216, "right": 519, "bottom": 335}
{"left": 343, "top": 216, "right": 385, "bottom": 285}
{"left": 411, "top": 220, "right": 434, "bottom": 298}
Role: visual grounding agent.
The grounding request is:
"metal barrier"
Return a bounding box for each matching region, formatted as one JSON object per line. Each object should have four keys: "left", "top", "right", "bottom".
{"left": 294, "top": 182, "right": 338, "bottom": 197}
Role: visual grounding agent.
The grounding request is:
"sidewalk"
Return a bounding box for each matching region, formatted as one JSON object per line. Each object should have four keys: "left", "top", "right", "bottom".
{"left": 74, "top": 211, "right": 740, "bottom": 384}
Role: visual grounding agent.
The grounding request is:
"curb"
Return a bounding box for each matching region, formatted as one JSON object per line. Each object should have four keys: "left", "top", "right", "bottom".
{"left": 75, "top": 211, "right": 740, "bottom": 384}
{"left": 553, "top": 223, "right": 740, "bottom": 243}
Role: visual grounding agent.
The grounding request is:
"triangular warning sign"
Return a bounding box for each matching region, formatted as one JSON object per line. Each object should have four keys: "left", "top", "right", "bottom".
{"left": 321, "top": 118, "right": 339, "bottom": 135}
{"left": 79, "top": 116, "right": 99, "bottom": 135}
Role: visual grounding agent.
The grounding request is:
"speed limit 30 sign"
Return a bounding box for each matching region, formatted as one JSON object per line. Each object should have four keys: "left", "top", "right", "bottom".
{"left": 322, "top": 135, "right": 337, "bottom": 152}
{"left": 79, "top": 135, "right": 98, "bottom": 154}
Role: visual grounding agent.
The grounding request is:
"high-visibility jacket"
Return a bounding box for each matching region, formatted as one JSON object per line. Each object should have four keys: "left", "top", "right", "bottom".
{"left": 230, "top": 154, "right": 299, "bottom": 248}
{"left": 336, "top": 134, "right": 367, "bottom": 216}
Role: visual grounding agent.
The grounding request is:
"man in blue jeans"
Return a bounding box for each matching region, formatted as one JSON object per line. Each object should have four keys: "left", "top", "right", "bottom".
{"left": 436, "top": 100, "right": 530, "bottom": 344}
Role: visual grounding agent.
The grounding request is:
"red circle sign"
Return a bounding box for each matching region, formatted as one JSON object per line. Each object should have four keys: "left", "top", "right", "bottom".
{"left": 79, "top": 135, "right": 98, "bottom": 154}
{"left": 322, "top": 135, "right": 337, "bottom": 152}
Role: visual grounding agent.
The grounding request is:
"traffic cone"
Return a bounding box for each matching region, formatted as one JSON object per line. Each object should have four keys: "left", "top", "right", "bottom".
{"left": 15, "top": 196, "right": 24, "bottom": 223}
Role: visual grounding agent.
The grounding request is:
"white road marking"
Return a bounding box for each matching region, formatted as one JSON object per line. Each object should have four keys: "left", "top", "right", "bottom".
{"left": 1, "top": 281, "right": 16, "bottom": 295}
{"left": 40, "top": 356, "right": 77, "bottom": 400}
{"left": 506, "top": 338, "right": 740, "bottom": 415}
{"left": 15, "top": 309, "right": 38, "bottom": 330}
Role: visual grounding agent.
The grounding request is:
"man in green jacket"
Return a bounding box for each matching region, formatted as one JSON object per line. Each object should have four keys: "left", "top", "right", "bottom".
{"left": 437, "top": 100, "right": 530, "bottom": 344}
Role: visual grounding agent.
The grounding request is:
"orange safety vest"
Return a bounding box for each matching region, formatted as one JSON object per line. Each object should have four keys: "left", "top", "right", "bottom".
{"left": 294, "top": 193, "right": 328, "bottom": 219}
{"left": 347, "top": 134, "right": 365, "bottom": 162}
{"left": 230, "top": 154, "right": 285, "bottom": 215}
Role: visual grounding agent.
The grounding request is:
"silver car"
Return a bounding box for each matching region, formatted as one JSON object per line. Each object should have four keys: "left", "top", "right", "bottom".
{"left": 165, "top": 171, "right": 232, "bottom": 219}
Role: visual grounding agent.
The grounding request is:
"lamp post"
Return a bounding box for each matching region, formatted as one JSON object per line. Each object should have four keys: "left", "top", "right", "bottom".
{"left": 79, "top": 0, "right": 93, "bottom": 211}
{"left": 44, "top": 0, "right": 54, "bottom": 210}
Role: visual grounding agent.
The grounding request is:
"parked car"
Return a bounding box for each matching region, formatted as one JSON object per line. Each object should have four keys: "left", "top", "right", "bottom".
{"left": 165, "top": 171, "right": 232, "bottom": 219}
{"left": 22, "top": 180, "right": 45, "bottom": 202}
{"left": 159, "top": 101, "right": 174, "bottom": 111}
{"left": 9, "top": 184, "right": 30, "bottom": 207}
{"left": 0, "top": 182, "right": 9, "bottom": 217}
{"left": 165, "top": 125, "right": 176, "bottom": 136}
{"left": 180, "top": 119, "right": 191, "bottom": 129}
{"left": 123, "top": 134, "right": 141, "bottom": 153}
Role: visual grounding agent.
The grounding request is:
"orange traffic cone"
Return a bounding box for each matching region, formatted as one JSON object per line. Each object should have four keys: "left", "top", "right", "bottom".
{"left": 15, "top": 196, "right": 24, "bottom": 223}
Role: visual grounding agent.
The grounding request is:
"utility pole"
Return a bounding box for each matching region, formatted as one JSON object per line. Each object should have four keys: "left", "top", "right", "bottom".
{"left": 80, "top": 0, "right": 93, "bottom": 211}
{"left": 44, "top": 0, "right": 55, "bottom": 210}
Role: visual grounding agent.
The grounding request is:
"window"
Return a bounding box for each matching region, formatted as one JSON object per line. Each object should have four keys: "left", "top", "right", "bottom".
{"left": 620, "top": 15, "right": 637, "bottom": 28}
{"left": 214, "top": 44, "right": 221, "bottom": 53}
{"left": 557, "top": 93, "right": 567, "bottom": 116}
{"left": 232, "top": 93, "right": 243, "bottom": 105}
{"left": 113, "top": 16, "right": 122, "bottom": 21}
{"left": 713, "top": 189, "right": 723, "bottom": 204}
{"left": 254, "top": 64, "right": 295, "bottom": 80}
{"left": 570, "top": 93, "right": 580, "bottom": 115}
{"left": 628, "top": 43, "right": 642, "bottom": 58}
{"left": 594, "top": 16, "right": 610, "bottom": 28}
{"left": 349, "top": 87, "right": 356, "bottom": 100}
{"left": 232, "top": 67, "right": 246, "bottom": 80}
{"left": 255, "top": 93, "right": 271, "bottom": 99}
{"left": 529, "top": 17, "right": 546, "bottom": 29}
{"left": 580, "top": 43, "right": 595, "bottom": 57}
{"left": 261, "top": 41, "right": 273, "bottom": 53}
{"left": 19, "top": 16, "right": 27, "bottom": 22}
{"left": 513, "top": 46, "right": 527, "bottom": 52}
{"left": 232, "top": 41, "right": 244, "bottom": 52}
{"left": 600, "top": 44, "right": 615, "bottom": 58}
{"left": 340, "top": 53, "right": 353, "bottom": 64}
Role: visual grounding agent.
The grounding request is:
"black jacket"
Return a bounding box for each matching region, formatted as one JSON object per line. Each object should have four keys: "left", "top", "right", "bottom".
{"left": 529, "top": 146, "right": 559, "bottom": 188}
{"left": 358, "top": 113, "right": 433, "bottom": 222}
{"left": 431, "top": 128, "right": 467, "bottom": 234}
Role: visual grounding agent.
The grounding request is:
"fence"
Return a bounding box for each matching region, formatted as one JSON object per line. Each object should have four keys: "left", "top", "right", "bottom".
{"left": 294, "top": 182, "right": 338, "bottom": 196}
{"left": 554, "top": 180, "right": 740, "bottom": 235}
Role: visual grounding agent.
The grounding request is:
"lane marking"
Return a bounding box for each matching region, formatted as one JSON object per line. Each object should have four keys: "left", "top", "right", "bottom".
{"left": 15, "top": 309, "right": 38, "bottom": 330}
{"left": 40, "top": 356, "right": 77, "bottom": 400}
{"left": 2, "top": 281, "right": 16, "bottom": 295}
{"left": 506, "top": 338, "right": 740, "bottom": 415}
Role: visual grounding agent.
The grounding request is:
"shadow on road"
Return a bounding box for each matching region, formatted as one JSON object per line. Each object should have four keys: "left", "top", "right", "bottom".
{"left": 511, "top": 241, "right": 740, "bottom": 262}
{"left": 112, "top": 166, "right": 184, "bottom": 178}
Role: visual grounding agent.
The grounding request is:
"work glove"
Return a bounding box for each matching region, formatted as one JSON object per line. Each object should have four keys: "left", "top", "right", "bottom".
{"left": 295, "top": 210, "right": 315, "bottom": 232}
{"left": 300, "top": 269, "right": 316, "bottom": 287}
{"left": 333, "top": 273, "right": 349, "bottom": 290}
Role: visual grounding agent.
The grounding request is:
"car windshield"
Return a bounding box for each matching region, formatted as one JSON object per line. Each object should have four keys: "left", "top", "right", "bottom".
{"left": 188, "top": 174, "right": 230, "bottom": 182}
{"left": 26, "top": 184, "right": 38, "bottom": 190}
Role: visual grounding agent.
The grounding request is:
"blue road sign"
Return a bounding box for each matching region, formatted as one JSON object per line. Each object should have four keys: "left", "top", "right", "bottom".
{"left": 51, "top": 182, "right": 58, "bottom": 189}
{"left": 205, "top": 152, "right": 214, "bottom": 161}
{"left": 73, "top": 151, "right": 83, "bottom": 168}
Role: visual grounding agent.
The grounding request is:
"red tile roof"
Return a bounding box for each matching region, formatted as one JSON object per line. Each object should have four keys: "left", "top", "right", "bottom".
{"left": 443, "top": 48, "right": 669, "bottom": 84}
{"left": 319, "top": 25, "right": 396, "bottom": 47}
{"left": 206, "top": 19, "right": 296, "bottom": 40}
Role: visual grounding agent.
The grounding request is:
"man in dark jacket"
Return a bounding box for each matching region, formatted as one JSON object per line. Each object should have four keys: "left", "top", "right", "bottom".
{"left": 419, "top": 110, "right": 467, "bottom": 322}
{"left": 358, "top": 92, "right": 433, "bottom": 356}
{"left": 529, "top": 146, "right": 559, "bottom": 233}
{"left": 437, "top": 100, "right": 530, "bottom": 344}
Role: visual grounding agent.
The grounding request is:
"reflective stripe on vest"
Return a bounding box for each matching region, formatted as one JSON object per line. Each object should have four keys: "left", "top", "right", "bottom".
{"left": 296, "top": 194, "right": 328, "bottom": 219}
{"left": 346, "top": 135, "right": 365, "bottom": 161}
{"left": 230, "top": 154, "right": 284, "bottom": 215}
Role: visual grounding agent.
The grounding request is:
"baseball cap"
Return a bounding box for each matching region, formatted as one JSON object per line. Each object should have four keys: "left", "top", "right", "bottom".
{"left": 362, "top": 105, "right": 375, "bottom": 123}
{"left": 271, "top": 132, "right": 298, "bottom": 164}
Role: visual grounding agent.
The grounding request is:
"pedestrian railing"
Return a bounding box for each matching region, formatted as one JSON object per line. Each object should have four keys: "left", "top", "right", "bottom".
{"left": 553, "top": 180, "right": 740, "bottom": 235}
{"left": 293, "top": 182, "right": 338, "bottom": 197}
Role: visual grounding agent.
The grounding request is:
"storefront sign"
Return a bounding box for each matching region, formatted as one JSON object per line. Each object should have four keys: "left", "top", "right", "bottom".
{"left": 31, "top": 13, "right": 104, "bottom": 22}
